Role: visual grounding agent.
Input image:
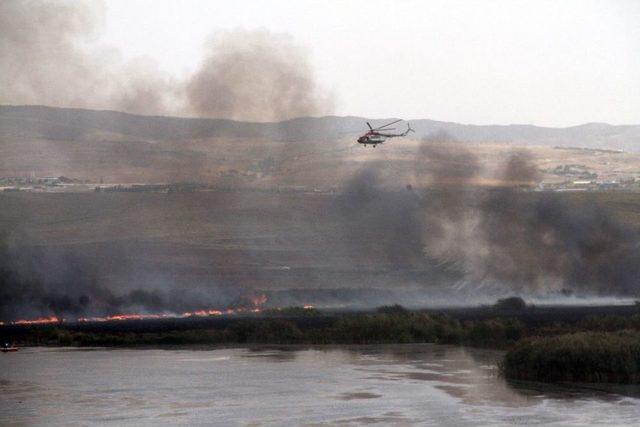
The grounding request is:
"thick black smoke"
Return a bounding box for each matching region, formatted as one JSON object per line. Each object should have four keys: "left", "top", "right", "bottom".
{"left": 1, "top": 0, "right": 637, "bottom": 313}
{"left": 478, "top": 189, "right": 640, "bottom": 294}
{"left": 335, "top": 168, "right": 425, "bottom": 269}
{"left": 0, "top": 236, "right": 257, "bottom": 320}
{"left": 337, "top": 132, "right": 640, "bottom": 297}
{"left": 418, "top": 138, "right": 640, "bottom": 294}
{"left": 2, "top": 134, "right": 639, "bottom": 321}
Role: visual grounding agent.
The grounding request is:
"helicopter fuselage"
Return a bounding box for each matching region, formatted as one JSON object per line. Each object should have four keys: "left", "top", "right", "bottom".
{"left": 357, "top": 132, "right": 387, "bottom": 145}
{"left": 356, "top": 120, "right": 414, "bottom": 147}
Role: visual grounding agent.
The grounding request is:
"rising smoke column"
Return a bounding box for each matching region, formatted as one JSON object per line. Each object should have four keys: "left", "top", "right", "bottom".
{"left": 478, "top": 182, "right": 640, "bottom": 294}
{"left": 335, "top": 168, "right": 425, "bottom": 269}
{"left": 415, "top": 134, "right": 640, "bottom": 296}
{"left": 0, "top": 2, "right": 339, "bottom": 320}
{"left": 0, "top": 235, "right": 259, "bottom": 321}
{"left": 0, "top": 237, "right": 164, "bottom": 320}
{"left": 0, "top": 0, "right": 177, "bottom": 115}
{"left": 0, "top": 2, "right": 333, "bottom": 121}
{"left": 336, "top": 131, "right": 640, "bottom": 298}
{"left": 185, "top": 29, "right": 333, "bottom": 121}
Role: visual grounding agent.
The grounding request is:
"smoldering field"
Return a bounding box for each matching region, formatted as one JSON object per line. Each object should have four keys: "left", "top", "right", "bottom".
{"left": 2, "top": 0, "right": 640, "bottom": 321}
{"left": 2, "top": 140, "right": 640, "bottom": 321}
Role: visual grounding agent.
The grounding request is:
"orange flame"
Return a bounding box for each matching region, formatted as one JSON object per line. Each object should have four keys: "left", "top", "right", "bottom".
{"left": 183, "top": 309, "right": 223, "bottom": 317}
{"left": 12, "top": 316, "right": 61, "bottom": 325}
{"left": 77, "top": 313, "right": 176, "bottom": 322}
{"left": 250, "top": 294, "right": 268, "bottom": 307}
{"left": 1, "top": 294, "right": 270, "bottom": 326}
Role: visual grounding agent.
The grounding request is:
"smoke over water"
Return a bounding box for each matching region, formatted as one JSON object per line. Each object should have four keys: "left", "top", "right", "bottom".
{"left": 0, "top": 1, "right": 332, "bottom": 121}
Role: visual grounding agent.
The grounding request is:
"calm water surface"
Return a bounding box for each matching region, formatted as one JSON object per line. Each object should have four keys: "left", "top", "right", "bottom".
{"left": 1, "top": 344, "right": 639, "bottom": 426}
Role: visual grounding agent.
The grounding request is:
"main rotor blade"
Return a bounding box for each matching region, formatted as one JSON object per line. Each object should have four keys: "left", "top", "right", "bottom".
{"left": 375, "top": 127, "right": 396, "bottom": 131}
{"left": 372, "top": 119, "right": 402, "bottom": 130}
{"left": 366, "top": 122, "right": 373, "bottom": 130}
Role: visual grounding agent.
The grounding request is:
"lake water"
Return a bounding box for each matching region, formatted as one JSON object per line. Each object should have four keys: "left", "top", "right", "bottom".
{"left": 1, "top": 345, "right": 639, "bottom": 426}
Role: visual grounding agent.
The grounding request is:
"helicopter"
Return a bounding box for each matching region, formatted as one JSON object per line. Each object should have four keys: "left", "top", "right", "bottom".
{"left": 357, "top": 119, "right": 414, "bottom": 147}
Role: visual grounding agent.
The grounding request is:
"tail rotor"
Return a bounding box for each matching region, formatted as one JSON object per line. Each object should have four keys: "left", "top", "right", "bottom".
{"left": 403, "top": 123, "right": 415, "bottom": 136}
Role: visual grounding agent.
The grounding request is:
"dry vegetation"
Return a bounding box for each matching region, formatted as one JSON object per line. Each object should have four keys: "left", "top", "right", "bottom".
{"left": 6, "top": 304, "right": 640, "bottom": 384}
{"left": 3, "top": 131, "right": 640, "bottom": 189}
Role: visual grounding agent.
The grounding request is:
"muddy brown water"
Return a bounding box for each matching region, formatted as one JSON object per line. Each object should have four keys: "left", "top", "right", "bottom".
{"left": 1, "top": 344, "right": 639, "bottom": 426}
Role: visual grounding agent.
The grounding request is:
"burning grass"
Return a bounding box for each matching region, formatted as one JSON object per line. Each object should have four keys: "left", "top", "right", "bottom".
{"left": 5, "top": 304, "right": 640, "bottom": 384}
{"left": 3, "top": 310, "right": 525, "bottom": 348}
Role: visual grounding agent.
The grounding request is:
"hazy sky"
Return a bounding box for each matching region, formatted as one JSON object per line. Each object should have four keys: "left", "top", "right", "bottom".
{"left": 8, "top": 0, "right": 640, "bottom": 126}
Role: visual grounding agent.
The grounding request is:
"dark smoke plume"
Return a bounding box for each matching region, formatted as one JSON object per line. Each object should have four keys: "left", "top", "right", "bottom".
{"left": 477, "top": 188, "right": 640, "bottom": 294}
{"left": 0, "top": 2, "right": 333, "bottom": 121}
{"left": 0, "top": 0, "right": 176, "bottom": 116}
{"left": 186, "top": 30, "right": 333, "bottom": 121}
{"left": 0, "top": 234, "right": 254, "bottom": 320}
{"left": 0, "top": 2, "right": 337, "bottom": 321}
{"left": 335, "top": 168, "right": 425, "bottom": 269}
{"left": 337, "top": 133, "right": 640, "bottom": 297}
{"left": 500, "top": 151, "right": 541, "bottom": 185}
{"left": 413, "top": 138, "right": 640, "bottom": 295}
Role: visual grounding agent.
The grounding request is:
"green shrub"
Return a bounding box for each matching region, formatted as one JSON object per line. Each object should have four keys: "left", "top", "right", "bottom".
{"left": 493, "top": 296, "right": 527, "bottom": 312}
{"left": 249, "top": 319, "right": 303, "bottom": 344}
{"left": 326, "top": 313, "right": 462, "bottom": 345}
{"left": 263, "top": 306, "right": 320, "bottom": 317}
{"left": 502, "top": 331, "right": 640, "bottom": 384}
{"left": 376, "top": 304, "right": 409, "bottom": 315}
{"left": 464, "top": 318, "right": 523, "bottom": 348}
{"left": 580, "top": 315, "right": 640, "bottom": 331}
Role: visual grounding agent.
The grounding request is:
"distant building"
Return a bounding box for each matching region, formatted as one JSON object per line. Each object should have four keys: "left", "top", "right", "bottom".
{"left": 598, "top": 181, "right": 620, "bottom": 191}
{"left": 40, "top": 176, "right": 61, "bottom": 185}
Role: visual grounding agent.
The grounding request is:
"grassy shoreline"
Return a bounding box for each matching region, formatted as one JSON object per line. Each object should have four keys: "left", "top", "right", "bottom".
{"left": 4, "top": 303, "right": 640, "bottom": 385}
{"left": 502, "top": 331, "right": 640, "bottom": 384}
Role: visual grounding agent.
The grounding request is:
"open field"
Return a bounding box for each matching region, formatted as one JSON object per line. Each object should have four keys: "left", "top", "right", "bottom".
{"left": 3, "top": 106, "right": 640, "bottom": 318}
{"left": 4, "top": 189, "right": 640, "bottom": 245}
{"left": 2, "top": 108, "right": 640, "bottom": 189}
{"left": 3, "top": 136, "right": 640, "bottom": 190}
{"left": 2, "top": 189, "right": 640, "bottom": 313}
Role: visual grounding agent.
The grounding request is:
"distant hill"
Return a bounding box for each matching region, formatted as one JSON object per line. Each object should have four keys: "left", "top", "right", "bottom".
{"left": 1, "top": 105, "right": 639, "bottom": 151}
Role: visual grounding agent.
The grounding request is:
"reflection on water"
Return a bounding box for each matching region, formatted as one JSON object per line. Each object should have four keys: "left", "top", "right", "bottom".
{"left": 1, "top": 344, "right": 639, "bottom": 426}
